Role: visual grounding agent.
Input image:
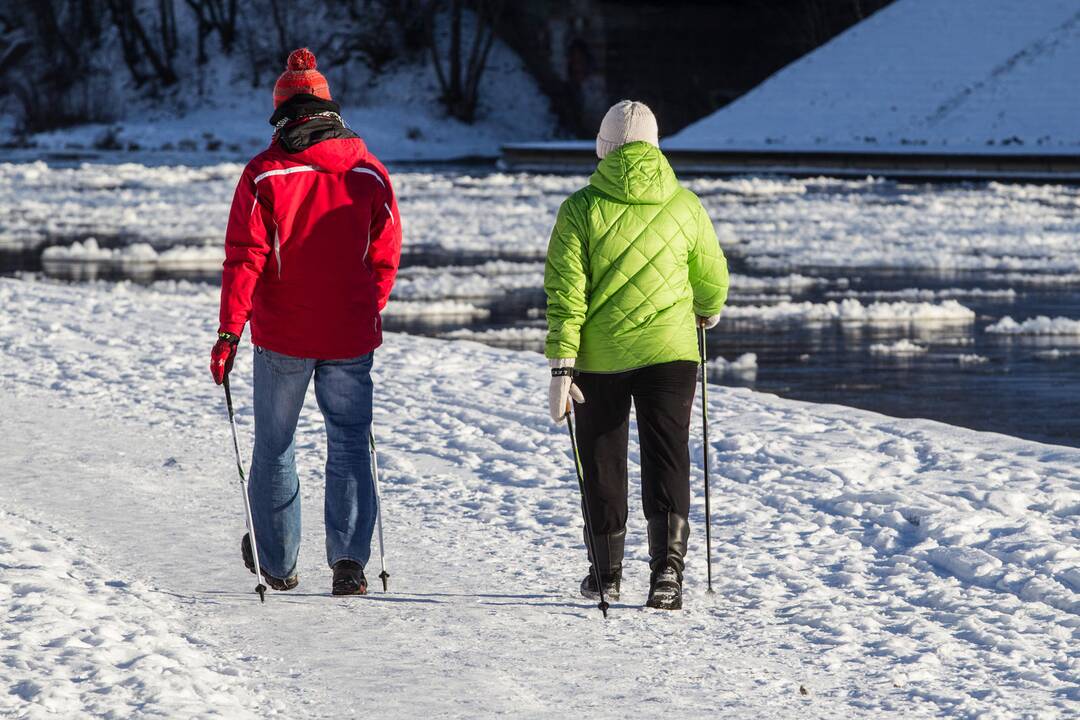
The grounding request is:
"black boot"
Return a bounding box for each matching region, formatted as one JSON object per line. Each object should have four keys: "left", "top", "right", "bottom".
{"left": 580, "top": 527, "right": 625, "bottom": 601}
{"left": 240, "top": 534, "right": 298, "bottom": 591}
{"left": 646, "top": 514, "right": 689, "bottom": 610}
{"left": 332, "top": 560, "right": 368, "bottom": 596}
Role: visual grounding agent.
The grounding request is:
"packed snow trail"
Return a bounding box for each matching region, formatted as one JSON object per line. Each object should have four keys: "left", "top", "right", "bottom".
{"left": 0, "top": 507, "right": 269, "bottom": 719}
{"left": 0, "top": 277, "right": 1077, "bottom": 718}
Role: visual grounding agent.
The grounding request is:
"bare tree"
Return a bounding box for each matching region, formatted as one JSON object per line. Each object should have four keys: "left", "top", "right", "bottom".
{"left": 321, "top": 0, "right": 399, "bottom": 73}
{"left": 1, "top": 0, "right": 522, "bottom": 131}
{"left": 105, "top": 0, "right": 179, "bottom": 86}
{"left": 266, "top": 0, "right": 293, "bottom": 62}
{"left": 184, "top": 0, "right": 239, "bottom": 63}
{"left": 3, "top": 0, "right": 115, "bottom": 130}
{"left": 0, "top": 13, "right": 32, "bottom": 76}
{"left": 159, "top": 0, "right": 179, "bottom": 66}
{"left": 389, "top": 0, "right": 430, "bottom": 57}
{"left": 29, "top": 1, "right": 82, "bottom": 69}
{"left": 425, "top": 0, "right": 503, "bottom": 123}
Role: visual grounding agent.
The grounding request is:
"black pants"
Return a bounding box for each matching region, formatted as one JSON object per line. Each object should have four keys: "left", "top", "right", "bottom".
{"left": 572, "top": 361, "right": 698, "bottom": 535}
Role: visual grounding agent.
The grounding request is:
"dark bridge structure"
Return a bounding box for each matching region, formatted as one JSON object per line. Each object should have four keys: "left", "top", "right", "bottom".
{"left": 500, "top": 143, "right": 1080, "bottom": 182}
{"left": 498, "top": 0, "right": 893, "bottom": 139}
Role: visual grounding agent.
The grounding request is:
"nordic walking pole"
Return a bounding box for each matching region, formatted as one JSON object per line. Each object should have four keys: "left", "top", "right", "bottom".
{"left": 369, "top": 428, "right": 390, "bottom": 592}
{"left": 698, "top": 323, "right": 715, "bottom": 594}
{"left": 223, "top": 376, "right": 268, "bottom": 603}
{"left": 565, "top": 412, "right": 610, "bottom": 619}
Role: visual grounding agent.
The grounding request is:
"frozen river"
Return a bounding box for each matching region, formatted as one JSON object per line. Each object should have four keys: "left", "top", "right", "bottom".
{"left": 2, "top": 159, "right": 1078, "bottom": 446}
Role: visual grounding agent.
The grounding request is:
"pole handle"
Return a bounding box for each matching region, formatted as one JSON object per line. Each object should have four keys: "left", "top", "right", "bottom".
{"left": 223, "top": 375, "right": 235, "bottom": 420}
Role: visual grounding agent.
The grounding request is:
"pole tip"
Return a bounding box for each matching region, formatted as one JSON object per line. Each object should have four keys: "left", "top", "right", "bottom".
{"left": 380, "top": 571, "right": 390, "bottom": 592}
{"left": 599, "top": 600, "right": 610, "bottom": 618}
{"left": 256, "top": 584, "right": 267, "bottom": 602}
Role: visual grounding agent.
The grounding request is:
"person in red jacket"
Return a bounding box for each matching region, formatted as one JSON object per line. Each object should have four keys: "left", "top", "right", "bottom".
{"left": 210, "top": 48, "right": 401, "bottom": 596}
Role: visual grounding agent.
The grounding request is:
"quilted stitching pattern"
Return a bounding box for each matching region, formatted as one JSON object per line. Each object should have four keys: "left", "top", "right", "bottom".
{"left": 545, "top": 142, "right": 729, "bottom": 372}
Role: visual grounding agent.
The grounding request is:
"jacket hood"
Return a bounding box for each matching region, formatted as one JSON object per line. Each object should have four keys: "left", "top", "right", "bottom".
{"left": 589, "top": 141, "right": 678, "bottom": 205}
{"left": 284, "top": 134, "right": 369, "bottom": 173}
{"left": 270, "top": 93, "right": 366, "bottom": 173}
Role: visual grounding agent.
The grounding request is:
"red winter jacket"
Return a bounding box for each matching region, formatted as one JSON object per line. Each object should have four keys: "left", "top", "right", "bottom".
{"left": 218, "top": 131, "right": 401, "bottom": 360}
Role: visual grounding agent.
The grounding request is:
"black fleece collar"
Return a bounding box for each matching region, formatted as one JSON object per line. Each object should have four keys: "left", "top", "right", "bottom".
{"left": 269, "top": 94, "right": 357, "bottom": 154}
{"left": 268, "top": 94, "right": 342, "bottom": 126}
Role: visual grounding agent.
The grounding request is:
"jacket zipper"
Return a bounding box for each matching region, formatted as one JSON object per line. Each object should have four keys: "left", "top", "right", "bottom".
{"left": 273, "top": 222, "right": 282, "bottom": 279}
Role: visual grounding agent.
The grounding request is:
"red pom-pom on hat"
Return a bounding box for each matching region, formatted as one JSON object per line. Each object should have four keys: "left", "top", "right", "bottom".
{"left": 287, "top": 48, "right": 317, "bottom": 72}
{"left": 274, "top": 47, "right": 331, "bottom": 107}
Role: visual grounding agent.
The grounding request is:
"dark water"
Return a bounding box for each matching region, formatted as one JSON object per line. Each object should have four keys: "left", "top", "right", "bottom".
{"left": 379, "top": 257, "right": 1080, "bottom": 449}
{"left": 716, "top": 268, "right": 1080, "bottom": 448}
{"left": 4, "top": 241, "right": 1079, "bottom": 449}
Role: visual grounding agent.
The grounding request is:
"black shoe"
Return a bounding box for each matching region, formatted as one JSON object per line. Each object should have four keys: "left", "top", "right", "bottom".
{"left": 646, "top": 564, "right": 683, "bottom": 610}
{"left": 332, "top": 560, "right": 368, "bottom": 596}
{"left": 580, "top": 527, "right": 625, "bottom": 601}
{"left": 646, "top": 513, "right": 689, "bottom": 610}
{"left": 580, "top": 568, "right": 621, "bottom": 601}
{"left": 240, "top": 534, "right": 298, "bottom": 591}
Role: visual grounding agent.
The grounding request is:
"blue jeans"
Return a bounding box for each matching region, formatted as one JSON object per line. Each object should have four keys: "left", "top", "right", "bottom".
{"left": 248, "top": 346, "right": 377, "bottom": 579}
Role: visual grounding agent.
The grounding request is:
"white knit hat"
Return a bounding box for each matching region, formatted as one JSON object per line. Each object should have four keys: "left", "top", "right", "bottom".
{"left": 596, "top": 100, "right": 659, "bottom": 159}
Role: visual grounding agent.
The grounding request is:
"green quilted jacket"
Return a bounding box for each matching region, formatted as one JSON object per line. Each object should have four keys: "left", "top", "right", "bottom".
{"left": 544, "top": 141, "right": 729, "bottom": 373}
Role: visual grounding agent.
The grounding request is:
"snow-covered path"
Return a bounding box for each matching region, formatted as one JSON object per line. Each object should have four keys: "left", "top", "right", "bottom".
{"left": 1, "top": 277, "right": 1078, "bottom": 718}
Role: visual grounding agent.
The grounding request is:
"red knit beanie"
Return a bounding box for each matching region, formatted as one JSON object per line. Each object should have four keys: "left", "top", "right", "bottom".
{"left": 273, "top": 48, "right": 331, "bottom": 107}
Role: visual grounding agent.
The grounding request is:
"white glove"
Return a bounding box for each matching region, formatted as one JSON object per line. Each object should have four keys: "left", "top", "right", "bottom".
{"left": 548, "top": 358, "right": 584, "bottom": 423}
{"left": 698, "top": 314, "right": 721, "bottom": 330}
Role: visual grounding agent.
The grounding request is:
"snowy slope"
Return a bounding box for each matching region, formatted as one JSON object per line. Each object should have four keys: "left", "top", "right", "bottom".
{"left": 1, "top": 277, "right": 1078, "bottom": 718}
{"left": 4, "top": 24, "right": 556, "bottom": 162}
{"left": 667, "top": 0, "right": 1080, "bottom": 154}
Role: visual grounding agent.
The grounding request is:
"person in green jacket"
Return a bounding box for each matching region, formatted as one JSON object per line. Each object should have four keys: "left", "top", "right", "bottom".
{"left": 545, "top": 100, "right": 729, "bottom": 610}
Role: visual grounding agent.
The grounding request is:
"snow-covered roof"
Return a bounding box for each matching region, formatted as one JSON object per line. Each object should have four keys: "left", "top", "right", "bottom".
{"left": 666, "top": 0, "right": 1080, "bottom": 154}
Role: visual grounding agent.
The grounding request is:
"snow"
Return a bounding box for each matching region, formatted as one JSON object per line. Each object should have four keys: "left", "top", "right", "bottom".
{"left": 706, "top": 353, "right": 758, "bottom": 380}
{"left": 729, "top": 274, "right": 827, "bottom": 294}
{"left": 927, "top": 546, "right": 1003, "bottom": 585}
{"left": 392, "top": 298, "right": 978, "bottom": 332}
{"left": 666, "top": 0, "right": 1080, "bottom": 154}
{"left": 832, "top": 288, "right": 1018, "bottom": 302}
{"left": 1032, "top": 349, "right": 1080, "bottom": 362}
{"left": 439, "top": 326, "right": 547, "bottom": 348}
{"left": 721, "top": 299, "right": 975, "bottom": 325}
{"left": 4, "top": 22, "right": 556, "bottom": 162}
{"left": 383, "top": 299, "right": 491, "bottom": 320}
{"left": 957, "top": 354, "right": 990, "bottom": 365}
{"left": 393, "top": 262, "right": 544, "bottom": 301}
{"left": 7, "top": 164, "right": 1078, "bottom": 278}
{"left": 869, "top": 339, "right": 928, "bottom": 356}
{"left": 700, "top": 178, "right": 1080, "bottom": 273}
{"left": 391, "top": 263, "right": 809, "bottom": 304}
{"left": 2, "top": 275, "right": 1078, "bottom": 718}
{"left": 986, "top": 316, "right": 1080, "bottom": 335}
{"left": 41, "top": 238, "right": 223, "bottom": 271}
{"left": 987, "top": 272, "right": 1080, "bottom": 286}
{"left": 0, "top": 510, "right": 268, "bottom": 719}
